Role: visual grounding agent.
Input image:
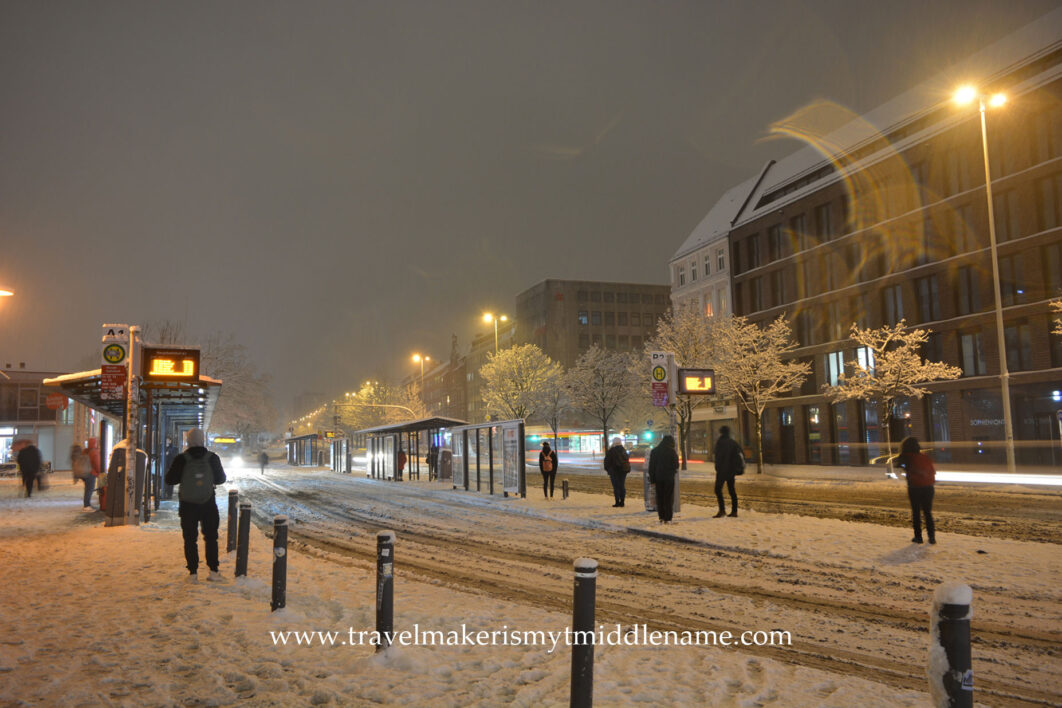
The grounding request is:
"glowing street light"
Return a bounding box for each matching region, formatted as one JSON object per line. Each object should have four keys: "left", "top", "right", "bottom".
{"left": 412, "top": 353, "right": 431, "bottom": 387}
{"left": 954, "top": 84, "right": 1015, "bottom": 475}
{"left": 483, "top": 312, "right": 508, "bottom": 354}
{"left": 0, "top": 289, "right": 12, "bottom": 297}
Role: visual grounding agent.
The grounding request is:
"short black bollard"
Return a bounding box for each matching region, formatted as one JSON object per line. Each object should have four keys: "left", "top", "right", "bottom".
{"left": 376, "top": 530, "right": 395, "bottom": 653}
{"left": 235, "top": 501, "right": 251, "bottom": 578}
{"left": 562, "top": 479, "right": 569, "bottom": 500}
{"left": 227, "top": 490, "right": 238, "bottom": 553}
{"left": 930, "top": 583, "right": 973, "bottom": 708}
{"left": 271, "top": 515, "right": 288, "bottom": 611}
{"left": 570, "top": 558, "right": 597, "bottom": 708}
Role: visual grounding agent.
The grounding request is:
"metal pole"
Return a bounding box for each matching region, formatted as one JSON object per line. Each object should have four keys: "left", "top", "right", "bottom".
{"left": 476, "top": 429, "right": 481, "bottom": 492}
{"left": 463, "top": 430, "right": 470, "bottom": 491}
{"left": 519, "top": 421, "right": 526, "bottom": 498}
{"left": 488, "top": 426, "right": 495, "bottom": 495}
{"left": 562, "top": 479, "right": 569, "bottom": 500}
{"left": 235, "top": 501, "right": 251, "bottom": 577}
{"left": 570, "top": 558, "right": 598, "bottom": 708}
{"left": 977, "top": 100, "right": 1017, "bottom": 475}
{"left": 376, "top": 530, "right": 395, "bottom": 653}
{"left": 227, "top": 490, "right": 238, "bottom": 553}
{"left": 271, "top": 515, "right": 288, "bottom": 611}
{"left": 143, "top": 390, "right": 153, "bottom": 522}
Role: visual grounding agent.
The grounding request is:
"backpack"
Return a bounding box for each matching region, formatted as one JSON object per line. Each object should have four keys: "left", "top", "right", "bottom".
{"left": 734, "top": 449, "right": 746, "bottom": 476}
{"left": 73, "top": 454, "right": 92, "bottom": 477}
{"left": 179, "top": 452, "right": 216, "bottom": 503}
{"left": 542, "top": 454, "right": 554, "bottom": 473}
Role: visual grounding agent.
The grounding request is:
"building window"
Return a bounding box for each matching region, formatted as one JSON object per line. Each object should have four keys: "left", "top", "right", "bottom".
{"left": 590, "top": 291, "right": 601, "bottom": 302}
{"left": 814, "top": 203, "right": 831, "bottom": 241}
{"left": 690, "top": 259, "right": 698, "bottom": 280}
{"left": 1052, "top": 328, "right": 1062, "bottom": 368}
{"left": 717, "top": 248, "right": 726, "bottom": 271}
{"left": 998, "top": 253, "right": 1026, "bottom": 306}
{"left": 604, "top": 291, "right": 615, "bottom": 303}
{"left": 750, "top": 277, "right": 763, "bottom": 312}
{"left": 1004, "top": 322, "right": 1033, "bottom": 372}
{"left": 577, "top": 290, "right": 588, "bottom": 302}
{"left": 1037, "top": 173, "right": 1062, "bottom": 231}
{"left": 605, "top": 334, "right": 616, "bottom": 349}
{"left": 993, "top": 190, "right": 1020, "bottom": 242}
{"left": 959, "top": 330, "right": 986, "bottom": 376}
{"left": 676, "top": 265, "right": 685, "bottom": 286}
{"left": 578, "top": 333, "right": 589, "bottom": 348}
{"left": 630, "top": 312, "right": 640, "bottom": 326}
{"left": 882, "top": 284, "right": 903, "bottom": 324}
{"left": 631, "top": 335, "right": 642, "bottom": 350}
{"left": 796, "top": 310, "right": 814, "bottom": 346}
{"left": 826, "top": 301, "right": 844, "bottom": 342}
{"left": 655, "top": 294, "right": 666, "bottom": 305}
{"left": 592, "top": 334, "right": 602, "bottom": 346}
{"left": 642, "top": 294, "right": 653, "bottom": 304}
{"left": 1033, "top": 107, "right": 1062, "bottom": 163}
{"left": 825, "top": 350, "right": 845, "bottom": 387}
{"left": 717, "top": 287, "right": 727, "bottom": 316}
{"left": 617, "top": 311, "right": 628, "bottom": 326}
{"left": 748, "top": 236, "right": 761, "bottom": 269}
{"left": 604, "top": 311, "right": 614, "bottom": 326}
{"left": 704, "top": 252, "right": 711, "bottom": 276}
{"left": 952, "top": 203, "right": 974, "bottom": 254}
{"left": 618, "top": 335, "right": 629, "bottom": 350}
{"left": 771, "top": 270, "right": 787, "bottom": 307}
{"left": 1045, "top": 243, "right": 1062, "bottom": 297}
{"left": 945, "top": 149, "right": 970, "bottom": 195}
{"left": 799, "top": 258, "right": 813, "bottom": 298}
{"left": 591, "top": 311, "right": 601, "bottom": 326}
{"left": 916, "top": 275, "right": 941, "bottom": 323}
{"left": 617, "top": 292, "right": 628, "bottom": 304}
{"left": 790, "top": 214, "right": 807, "bottom": 251}
{"left": 768, "top": 224, "right": 784, "bottom": 261}
{"left": 704, "top": 296, "right": 714, "bottom": 318}
{"left": 923, "top": 331, "right": 944, "bottom": 363}
{"left": 956, "top": 266, "right": 981, "bottom": 315}
{"left": 577, "top": 311, "right": 588, "bottom": 325}
{"left": 855, "top": 346, "right": 875, "bottom": 375}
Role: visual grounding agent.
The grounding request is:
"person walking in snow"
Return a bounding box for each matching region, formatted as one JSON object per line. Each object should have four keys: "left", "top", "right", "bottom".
{"left": 164, "top": 428, "right": 226, "bottom": 582}
{"left": 648, "top": 435, "right": 679, "bottom": 523}
{"left": 712, "top": 426, "right": 742, "bottom": 518}
{"left": 162, "top": 437, "right": 179, "bottom": 500}
{"left": 538, "top": 441, "right": 558, "bottom": 500}
{"left": 603, "top": 437, "right": 630, "bottom": 507}
{"left": 258, "top": 450, "right": 269, "bottom": 474}
{"left": 897, "top": 436, "right": 936, "bottom": 544}
{"left": 15, "top": 440, "right": 41, "bottom": 498}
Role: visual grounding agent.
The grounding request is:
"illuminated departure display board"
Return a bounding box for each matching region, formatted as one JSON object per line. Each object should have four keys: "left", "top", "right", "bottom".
{"left": 676, "top": 368, "right": 715, "bottom": 395}
{"left": 142, "top": 347, "right": 201, "bottom": 383}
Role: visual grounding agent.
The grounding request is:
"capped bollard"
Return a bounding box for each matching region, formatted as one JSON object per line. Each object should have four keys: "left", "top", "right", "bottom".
{"left": 235, "top": 501, "right": 251, "bottom": 578}
{"left": 929, "top": 582, "right": 973, "bottom": 708}
{"left": 570, "top": 558, "right": 598, "bottom": 708}
{"left": 376, "top": 530, "right": 396, "bottom": 653}
{"left": 227, "top": 490, "right": 238, "bottom": 553}
{"left": 562, "top": 479, "right": 569, "bottom": 500}
{"left": 271, "top": 515, "right": 288, "bottom": 611}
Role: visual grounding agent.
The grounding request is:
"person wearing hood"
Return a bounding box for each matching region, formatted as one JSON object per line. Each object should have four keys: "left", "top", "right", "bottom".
{"left": 896, "top": 436, "right": 936, "bottom": 544}
{"left": 165, "top": 429, "right": 226, "bottom": 582}
{"left": 538, "top": 441, "right": 558, "bottom": 500}
{"left": 647, "top": 435, "right": 679, "bottom": 523}
{"left": 603, "top": 437, "right": 630, "bottom": 507}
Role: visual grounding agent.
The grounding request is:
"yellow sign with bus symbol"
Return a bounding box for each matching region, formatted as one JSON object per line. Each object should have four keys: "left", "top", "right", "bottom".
{"left": 677, "top": 368, "right": 716, "bottom": 395}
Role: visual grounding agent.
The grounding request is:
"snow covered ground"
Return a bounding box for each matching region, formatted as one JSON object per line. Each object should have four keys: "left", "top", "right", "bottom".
{"left": 1, "top": 470, "right": 1057, "bottom": 706}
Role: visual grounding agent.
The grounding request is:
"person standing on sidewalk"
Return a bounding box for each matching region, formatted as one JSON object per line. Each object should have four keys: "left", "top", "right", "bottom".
{"left": 15, "top": 440, "right": 41, "bottom": 498}
{"left": 712, "top": 426, "right": 742, "bottom": 518}
{"left": 603, "top": 437, "right": 630, "bottom": 507}
{"left": 72, "top": 444, "right": 95, "bottom": 510}
{"left": 538, "top": 441, "right": 558, "bottom": 500}
{"left": 164, "top": 428, "right": 226, "bottom": 582}
{"left": 648, "top": 435, "right": 679, "bottom": 523}
{"left": 897, "top": 436, "right": 936, "bottom": 544}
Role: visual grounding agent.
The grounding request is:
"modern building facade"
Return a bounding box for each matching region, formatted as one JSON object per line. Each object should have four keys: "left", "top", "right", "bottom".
{"left": 0, "top": 365, "right": 83, "bottom": 470}
{"left": 692, "top": 10, "right": 1062, "bottom": 467}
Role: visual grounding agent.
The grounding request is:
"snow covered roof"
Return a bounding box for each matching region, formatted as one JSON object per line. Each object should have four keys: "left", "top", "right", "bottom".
{"left": 356, "top": 416, "right": 470, "bottom": 435}
{"left": 670, "top": 171, "right": 766, "bottom": 262}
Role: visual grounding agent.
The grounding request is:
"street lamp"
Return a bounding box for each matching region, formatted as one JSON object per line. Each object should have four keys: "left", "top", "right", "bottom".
{"left": 483, "top": 312, "right": 509, "bottom": 354}
{"left": 954, "top": 84, "right": 1015, "bottom": 475}
{"left": 412, "top": 353, "right": 431, "bottom": 388}
{"left": 0, "top": 289, "right": 12, "bottom": 297}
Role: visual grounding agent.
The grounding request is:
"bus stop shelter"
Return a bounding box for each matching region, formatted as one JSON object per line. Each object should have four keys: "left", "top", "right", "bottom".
{"left": 356, "top": 416, "right": 467, "bottom": 481}
{"left": 43, "top": 369, "right": 222, "bottom": 519}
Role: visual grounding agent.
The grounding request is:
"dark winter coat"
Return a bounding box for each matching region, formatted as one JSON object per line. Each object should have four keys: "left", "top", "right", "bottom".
{"left": 647, "top": 440, "right": 679, "bottom": 484}
{"left": 713, "top": 434, "right": 743, "bottom": 479}
{"left": 538, "top": 448, "right": 558, "bottom": 474}
{"left": 603, "top": 444, "right": 629, "bottom": 475}
{"left": 164, "top": 446, "right": 226, "bottom": 492}
{"left": 17, "top": 444, "right": 41, "bottom": 479}
{"left": 897, "top": 452, "right": 935, "bottom": 487}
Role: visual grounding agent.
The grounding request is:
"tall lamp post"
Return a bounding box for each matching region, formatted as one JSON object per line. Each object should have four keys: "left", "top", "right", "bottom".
{"left": 412, "top": 353, "right": 430, "bottom": 389}
{"left": 483, "top": 312, "right": 508, "bottom": 354}
{"left": 955, "top": 85, "right": 1016, "bottom": 475}
{"left": 0, "top": 290, "right": 11, "bottom": 379}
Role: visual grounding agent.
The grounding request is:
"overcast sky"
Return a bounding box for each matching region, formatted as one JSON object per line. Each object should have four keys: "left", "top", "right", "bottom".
{"left": 1, "top": 0, "right": 1057, "bottom": 413}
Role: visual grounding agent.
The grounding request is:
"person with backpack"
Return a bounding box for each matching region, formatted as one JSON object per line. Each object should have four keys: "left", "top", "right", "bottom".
{"left": 896, "top": 436, "right": 936, "bottom": 544}
{"left": 603, "top": 437, "right": 630, "bottom": 507}
{"left": 712, "top": 426, "right": 743, "bottom": 518}
{"left": 164, "top": 429, "right": 226, "bottom": 582}
{"left": 538, "top": 441, "right": 558, "bottom": 500}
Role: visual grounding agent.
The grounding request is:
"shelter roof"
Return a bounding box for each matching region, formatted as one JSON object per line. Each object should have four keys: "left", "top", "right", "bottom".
{"left": 355, "top": 416, "right": 469, "bottom": 436}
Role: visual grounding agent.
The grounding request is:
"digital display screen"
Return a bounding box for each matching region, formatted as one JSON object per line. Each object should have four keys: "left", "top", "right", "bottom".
{"left": 677, "top": 368, "right": 715, "bottom": 395}
{"left": 142, "top": 347, "right": 201, "bottom": 383}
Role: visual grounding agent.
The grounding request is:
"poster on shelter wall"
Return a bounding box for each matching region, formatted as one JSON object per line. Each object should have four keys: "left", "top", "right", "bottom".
{"left": 451, "top": 432, "right": 464, "bottom": 489}
{"left": 502, "top": 424, "right": 520, "bottom": 494}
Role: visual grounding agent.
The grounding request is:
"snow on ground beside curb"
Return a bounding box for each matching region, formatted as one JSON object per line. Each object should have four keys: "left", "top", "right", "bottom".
{"left": 0, "top": 481, "right": 929, "bottom": 706}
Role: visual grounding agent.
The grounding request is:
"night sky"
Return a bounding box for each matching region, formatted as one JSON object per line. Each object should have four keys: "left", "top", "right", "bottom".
{"left": 2, "top": 0, "right": 1057, "bottom": 412}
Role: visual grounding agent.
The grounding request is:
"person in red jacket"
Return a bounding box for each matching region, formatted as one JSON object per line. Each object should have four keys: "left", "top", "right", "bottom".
{"left": 897, "top": 437, "right": 936, "bottom": 544}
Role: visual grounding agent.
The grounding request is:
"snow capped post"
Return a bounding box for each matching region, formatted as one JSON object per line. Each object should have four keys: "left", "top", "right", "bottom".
{"left": 929, "top": 582, "right": 973, "bottom": 708}
{"left": 376, "top": 530, "right": 396, "bottom": 653}
{"left": 235, "top": 501, "right": 251, "bottom": 578}
{"left": 570, "top": 558, "right": 598, "bottom": 708}
{"left": 271, "top": 515, "right": 288, "bottom": 612}
{"left": 226, "top": 489, "right": 238, "bottom": 553}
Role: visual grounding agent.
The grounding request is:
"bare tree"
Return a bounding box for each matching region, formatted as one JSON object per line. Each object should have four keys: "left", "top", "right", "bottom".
{"left": 201, "top": 332, "right": 275, "bottom": 444}
{"left": 566, "top": 346, "right": 641, "bottom": 452}
{"left": 479, "top": 344, "right": 562, "bottom": 421}
{"left": 824, "top": 321, "right": 961, "bottom": 473}
{"left": 536, "top": 376, "right": 570, "bottom": 450}
{"left": 713, "top": 315, "right": 810, "bottom": 473}
{"left": 646, "top": 305, "right": 721, "bottom": 469}
{"left": 335, "top": 381, "right": 426, "bottom": 433}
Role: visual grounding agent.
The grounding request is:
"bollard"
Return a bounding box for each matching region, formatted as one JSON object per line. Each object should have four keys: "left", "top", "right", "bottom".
{"left": 235, "top": 501, "right": 251, "bottom": 577}
{"left": 376, "top": 530, "right": 396, "bottom": 653}
{"left": 930, "top": 583, "right": 973, "bottom": 708}
{"left": 271, "top": 515, "right": 288, "bottom": 611}
{"left": 570, "top": 558, "right": 597, "bottom": 708}
{"left": 227, "top": 490, "right": 238, "bottom": 553}
{"left": 562, "top": 479, "right": 569, "bottom": 500}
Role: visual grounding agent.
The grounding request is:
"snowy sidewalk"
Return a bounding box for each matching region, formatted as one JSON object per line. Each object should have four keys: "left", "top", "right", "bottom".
{"left": 0, "top": 479, "right": 940, "bottom": 706}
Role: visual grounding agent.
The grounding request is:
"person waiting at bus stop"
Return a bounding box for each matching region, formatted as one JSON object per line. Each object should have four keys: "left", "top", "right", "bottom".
{"left": 165, "top": 428, "right": 226, "bottom": 582}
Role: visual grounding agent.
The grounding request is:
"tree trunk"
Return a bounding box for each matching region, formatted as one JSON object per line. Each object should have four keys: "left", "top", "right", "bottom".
{"left": 755, "top": 410, "right": 765, "bottom": 474}
{"left": 882, "top": 402, "right": 894, "bottom": 476}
